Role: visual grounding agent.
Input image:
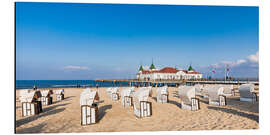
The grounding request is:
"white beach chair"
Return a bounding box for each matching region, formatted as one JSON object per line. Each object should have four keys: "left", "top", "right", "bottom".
{"left": 194, "top": 84, "right": 203, "bottom": 96}
{"left": 56, "top": 89, "right": 65, "bottom": 101}
{"left": 121, "top": 87, "right": 135, "bottom": 107}
{"left": 106, "top": 87, "right": 112, "bottom": 97}
{"left": 20, "top": 90, "right": 42, "bottom": 117}
{"left": 207, "top": 85, "right": 226, "bottom": 106}
{"left": 110, "top": 88, "right": 119, "bottom": 101}
{"left": 178, "top": 86, "right": 200, "bottom": 111}
{"left": 222, "top": 85, "right": 234, "bottom": 97}
{"left": 80, "top": 90, "right": 99, "bottom": 125}
{"left": 201, "top": 85, "right": 213, "bottom": 98}
{"left": 40, "top": 90, "right": 53, "bottom": 105}
{"left": 156, "top": 86, "right": 168, "bottom": 103}
{"left": 19, "top": 89, "right": 31, "bottom": 101}
{"left": 238, "top": 83, "right": 257, "bottom": 102}
{"left": 81, "top": 88, "right": 92, "bottom": 95}
{"left": 132, "top": 88, "right": 152, "bottom": 118}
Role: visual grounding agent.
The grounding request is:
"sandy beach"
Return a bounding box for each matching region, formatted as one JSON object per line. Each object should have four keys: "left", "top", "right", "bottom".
{"left": 15, "top": 86, "right": 259, "bottom": 133}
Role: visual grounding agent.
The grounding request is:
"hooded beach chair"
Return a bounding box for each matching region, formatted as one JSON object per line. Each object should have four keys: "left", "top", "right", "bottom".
{"left": 121, "top": 87, "right": 135, "bottom": 107}
{"left": 201, "top": 85, "right": 213, "bottom": 98}
{"left": 110, "top": 88, "right": 119, "bottom": 101}
{"left": 20, "top": 90, "right": 42, "bottom": 117}
{"left": 222, "top": 85, "right": 234, "bottom": 97}
{"left": 207, "top": 85, "right": 226, "bottom": 106}
{"left": 106, "top": 87, "right": 112, "bottom": 97}
{"left": 80, "top": 90, "right": 100, "bottom": 125}
{"left": 178, "top": 86, "right": 200, "bottom": 111}
{"left": 194, "top": 84, "right": 203, "bottom": 96}
{"left": 132, "top": 88, "right": 152, "bottom": 118}
{"left": 82, "top": 88, "right": 92, "bottom": 94}
{"left": 40, "top": 90, "right": 53, "bottom": 105}
{"left": 238, "top": 83, "right": 257, "bottom": 102}
{"left": 156, "top": 86, "right": 168, "bottom": 103}
{"left": 56, "top": 89, "right": 65, "bottom": 101}
{"left": 19, "top": 89, "right": 31, "bottom": 101}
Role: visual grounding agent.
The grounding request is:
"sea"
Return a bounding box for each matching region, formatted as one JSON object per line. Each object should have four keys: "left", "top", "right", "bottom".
{"left": 16, "top": 80, "right": 129, "bottom": 89}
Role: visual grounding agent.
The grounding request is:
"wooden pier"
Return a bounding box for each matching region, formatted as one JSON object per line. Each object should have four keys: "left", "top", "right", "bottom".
{"left": 95, "top": 79, "right": 259, "bottom": 87}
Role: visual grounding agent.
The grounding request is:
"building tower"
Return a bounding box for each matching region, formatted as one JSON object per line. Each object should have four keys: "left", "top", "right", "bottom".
{"left": 149, "top": 59, "right": 156, "bottom": 70}
{"left": 188, "top": 64, "right": 194, "bottom": 71}
{"left": 139, "top": 65, "right": 143, "bottom": 71}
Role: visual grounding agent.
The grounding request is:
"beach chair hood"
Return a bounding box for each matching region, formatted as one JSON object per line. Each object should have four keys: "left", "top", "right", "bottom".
{"left": 56, "top": 89, "right": 64, "bottom": 95}
{"left": 40, "top": 90, "right": 53, "bottom": 97}
{"left": 133, "top": 89, "right": 150, "bottom": 110}
{"left": 157, "top": 86, "right": 168, "bottom": 96}
{"left": 80, "top": 91, "right": 99, "bottom": 106}
{"left": 239, "top": 83, "right": 255, "bottom": 98}
{"left": 121, "top": 87, "right": 134, "bottom": 97}
{"left": 222, "top": 85, "right": 233, "bottom": 94}
{"left": 20, "top": 90, "right": 41, "bottom": 103}
{"left": 207, "top": 85, "right": 224, "bottom": 101}
{"left": 178, "top": 86, "right": 196, "bottom": 105}
{"left": 194, "top": 84, "right": 203, "bottom": 95}
{"left": 81, "top": 88, "right": 92, "bottom": 94}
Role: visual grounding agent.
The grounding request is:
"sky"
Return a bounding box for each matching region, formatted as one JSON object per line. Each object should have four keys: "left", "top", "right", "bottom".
{"left": 16, "top": 2, "right": 259, "bottom": 80}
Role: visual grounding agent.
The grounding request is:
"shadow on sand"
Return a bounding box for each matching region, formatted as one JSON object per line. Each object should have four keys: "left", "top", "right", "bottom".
{"left": 52, "top": 96, "right": 75, "bottom": 104}
{"left": 198, "top": 98, "right": 209, "bottom": 104}
{"left": 98, "top": 104, "right": 112, "bottom": 122}
{"left": 207, "top": 106, "right": 259, "bottom": 123}
{"left": 16, "top": 103, "right": 70, "bottom": 127}
{"left": 63, "top": 96, "right": 75, "bottom": 100}
{"left": 152, "top": 97, "right": 157, "bottom": 102}
{"left": 168, "top": 99, "right": 182, "bottom": 108}
{"left": 225, "top": 97, "right": 259, "bottom": 113}
{"left": 16, "top": 123, "right": 47, "bottom": 134}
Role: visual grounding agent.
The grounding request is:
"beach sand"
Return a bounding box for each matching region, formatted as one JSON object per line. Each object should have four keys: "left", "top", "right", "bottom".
{"left": 15, "top": 86, "right": 259, "bottom": 133}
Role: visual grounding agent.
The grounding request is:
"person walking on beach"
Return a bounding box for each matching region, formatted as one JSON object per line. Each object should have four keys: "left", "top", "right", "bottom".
{"left": 96, "top": 84, "right": 99, "bottom": 89}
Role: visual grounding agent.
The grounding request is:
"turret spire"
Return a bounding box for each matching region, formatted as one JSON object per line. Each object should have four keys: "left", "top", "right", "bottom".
{"left": 150, "top": 58, "right": 156, "bottom": 70}
{"left": 188, "top": 63, "right": 194, "bottom": 71}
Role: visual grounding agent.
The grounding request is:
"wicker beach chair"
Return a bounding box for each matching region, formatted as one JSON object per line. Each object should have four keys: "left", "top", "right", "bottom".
{"left": 56, "top": 89, "right": 64, "bottom": 101}
{"left": 106, "top": 87, "right": 112, "bottom": 97}
{"left": 80, "top": 90, "right": 99, "bottom": 125}
{"left": 132, "top": 88, "right": 152, "bottom": 118}
{"left": 201, "top": 85, "right": 213, "bottom": 98}
{"left": 82, "top": 88, "right": 92, "bottom": 94}
{"left": 207, "top": 85, "right": 226, "bottom": 106}
{"left": 238, "top": 83, "right": 257, "bottom": 102}
{"left": 178, "top": 86, "right": 200, "bottom": 111}
{"left": 20, "top": 90, "right": 42, "bottom": 117}
{"left": 222, "top": 85, "right": 234, "bottom": 97}
{"left": 156, "top": 86, "right": 168, "bottom": 103}
{"left": 40, "top": 90, "right": 53, "bottom": 105}
{"left": 121, "top": 87, "right": 135, "bottom": 107}
{"left": 194, "top": 84, "right": 203, "bottom": 96}
{"left": 110, "top": 88, "right": 119, "bottom": 101}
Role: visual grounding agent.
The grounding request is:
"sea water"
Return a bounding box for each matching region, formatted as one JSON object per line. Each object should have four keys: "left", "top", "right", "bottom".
{"left": 16, "top": 80, "right": 129, "bottom": 89}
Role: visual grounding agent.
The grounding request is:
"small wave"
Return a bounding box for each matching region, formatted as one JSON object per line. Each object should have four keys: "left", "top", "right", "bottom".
{"left": 51, "top": 84, "right": 91, "bottom": 87}
{"left": 51, "top": 85, "right": 77, "bottom": 87}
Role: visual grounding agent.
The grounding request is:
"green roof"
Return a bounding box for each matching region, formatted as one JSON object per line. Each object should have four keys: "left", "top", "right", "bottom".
{"left": 150, "top": 63, "right": 156, "bottom": 70}
{"left": 188, "top": 65, "right": 193, "bottom": 71}
{"left": 139, "top": 65, "right": 143, "bottom": 71}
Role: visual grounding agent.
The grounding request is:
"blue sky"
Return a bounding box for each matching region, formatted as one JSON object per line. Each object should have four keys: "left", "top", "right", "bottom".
{"left": 16, "top": 2, "right": 259, "bottom": 80}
